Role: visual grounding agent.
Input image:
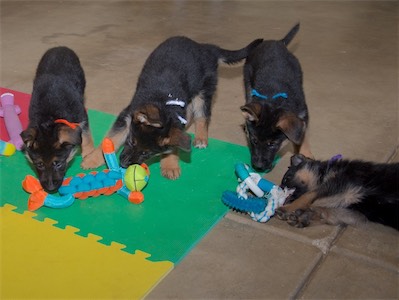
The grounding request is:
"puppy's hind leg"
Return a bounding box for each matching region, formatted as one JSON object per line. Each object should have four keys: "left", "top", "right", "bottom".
{"left": 187, "top": 93, "right": 210, "bottom": 149}
{"left": 190, "top": 75, "right": 216, "bottom": 149}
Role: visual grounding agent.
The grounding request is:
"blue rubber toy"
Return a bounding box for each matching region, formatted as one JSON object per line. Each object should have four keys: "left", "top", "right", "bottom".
{"left": 222, "top": 163, "right": 294, "bottom": 223}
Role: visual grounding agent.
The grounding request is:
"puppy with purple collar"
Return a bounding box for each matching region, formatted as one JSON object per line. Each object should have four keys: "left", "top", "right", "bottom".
{"left": 276, "top": 154, "right": 399, "bottom": 230}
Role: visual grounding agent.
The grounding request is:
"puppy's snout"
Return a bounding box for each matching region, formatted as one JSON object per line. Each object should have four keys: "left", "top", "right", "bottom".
{"left": 252, "top": 159, "right": 273, "bottom": 173}
{"left": 281, "top": 177, "right": 289, "bottom": 187}
{"left": 120, "top": 151, "right": 142, "bottom": 168}
{"left": 42, "top": 179, "right": 62, "bottom": 193}
{"left": 120, "top": 155, "right": 133, "bottom": 168}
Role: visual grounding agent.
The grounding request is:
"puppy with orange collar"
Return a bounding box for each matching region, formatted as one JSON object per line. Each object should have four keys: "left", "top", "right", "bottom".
{"left": 21, "top": 46, "right": 94, "bottom": 193}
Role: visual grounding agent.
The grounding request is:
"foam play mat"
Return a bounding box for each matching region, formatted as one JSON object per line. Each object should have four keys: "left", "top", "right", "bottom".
{"left": 0, "top": 88, "right": 252, "bottom": 298}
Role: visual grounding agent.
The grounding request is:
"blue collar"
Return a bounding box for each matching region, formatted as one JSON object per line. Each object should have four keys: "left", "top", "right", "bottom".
{"left": 251, "top": 88, "right": 288, "bottom": 100}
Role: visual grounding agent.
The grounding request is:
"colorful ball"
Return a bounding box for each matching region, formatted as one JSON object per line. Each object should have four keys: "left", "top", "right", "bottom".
{"left": 0, "top": 140, "right": 16, "bottom": 156}
{"left": 124, "top": 164, "right": 149, "bottom": 192}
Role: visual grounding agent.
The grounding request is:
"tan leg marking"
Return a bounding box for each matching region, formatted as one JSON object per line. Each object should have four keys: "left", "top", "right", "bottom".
{"left": 193, "top": 117, "right": 208, "bottom": 148}
{"left": 281, "top": 191, "right": 317, "bottom": 213}
{"left": 81, "top": 147, "right": 104, "bottom": 169}
{"left": 186, "top": 94, "right": 209, "bottom": 149}
{"left": 81, "top": 128, "right": 95, "bottom": 158}
{"left": 81, "top": 126, "right": 129, "bottom": 169}
{"left": 160, "top": 149, "right": 181, "bottom": 180}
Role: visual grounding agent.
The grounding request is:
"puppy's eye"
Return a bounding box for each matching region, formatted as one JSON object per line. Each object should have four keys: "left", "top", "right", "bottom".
{"left": 127, "top": 139, "right": 137, "bottom": 147}
{"left": 52, "top": 161, "right": 63, "bottom": 170}
{"left": 36, "top": 162, "right": 45, "bottom": 170}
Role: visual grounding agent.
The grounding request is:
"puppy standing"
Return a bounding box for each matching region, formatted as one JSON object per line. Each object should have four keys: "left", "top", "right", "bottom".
{"left": 21, "top": 46, "right": 94, "bottom": 192}
{"left": 83, "top": 36, "right": 263, "bottom": 179}
{"left": 241, "top": 23, "right": 313, "bottom": 172}
{"left": 276, "top": 154, "right": 399, "bottom": 230}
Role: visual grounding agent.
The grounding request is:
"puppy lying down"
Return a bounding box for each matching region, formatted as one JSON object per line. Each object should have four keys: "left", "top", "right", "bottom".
{"left": 276, "top": 154, "right": 399, "bottom": 230}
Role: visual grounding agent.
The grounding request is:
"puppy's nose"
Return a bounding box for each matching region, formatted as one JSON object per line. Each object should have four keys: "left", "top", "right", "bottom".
{"left": 252, "top": 161, "right": 272, "bottom": 173}
{"left": 120, "top": 155, "right": 134, "bottom": 168}
{"left": 120, "top": 159, "right": 129, "bottom": 169}
{"left": 43, "top": 181, "right": 58, "bottom": 193}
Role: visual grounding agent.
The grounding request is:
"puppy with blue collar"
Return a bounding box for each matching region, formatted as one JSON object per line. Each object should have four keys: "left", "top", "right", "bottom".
{"left": 241, "top": 23, "right": 313, "bottom": 172}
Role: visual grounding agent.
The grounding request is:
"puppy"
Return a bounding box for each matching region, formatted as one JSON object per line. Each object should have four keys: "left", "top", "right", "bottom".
{"left": 82, "top": 36, "right": 263, "bottom": 179}
{"left": 276, "top": 154, "right": 399, "bottom": 230}
{"left": 241, "top": 23, "right": 313, "bottom": 172}
{"left": 21, "top": 46, "right": 94, "bottom": 193}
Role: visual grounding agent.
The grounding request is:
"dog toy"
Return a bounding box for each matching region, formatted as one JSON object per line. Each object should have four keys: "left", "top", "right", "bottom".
{"left": 23, "top": 175, "right": 76, "bottom": 211}
{"left": 0, "top": 92, "right": 24, "bottom": 150}
{"left": 59, "top": 138, "right": 150, "bottom": 204}
{"left": 222, "top": 163, "right": 294, "bottom": 223}
{"left": 0, "top": 140, "right": 16, "bottom": 156}
{"left": 23, "top": 138, "right": 150, "bottom": 211}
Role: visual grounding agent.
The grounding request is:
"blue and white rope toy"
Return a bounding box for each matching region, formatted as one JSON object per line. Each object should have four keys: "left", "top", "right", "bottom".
{"left": 222, "top": 163, "right": 294, "bottom": 223}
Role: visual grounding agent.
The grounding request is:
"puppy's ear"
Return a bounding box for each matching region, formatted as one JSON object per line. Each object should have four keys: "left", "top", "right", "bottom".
{"left": 133, "top": 104, "right": 163, "bottom": 128}
{"left": 277, "top": 113, "right": 306, "bottom": 145}
{"left": 21, "top": 127, "right": 38, "bottom": 149}
{"left": 57, "top": 125, "right": 82, "bottom": 147}
{"left": 291, "top": 154, "right": 307, "bottom": 167}
{"left": 168, "top": 128, "right": 192, "bottom": 152}
{"left": 240, "top": 102, "right": 262, "bottom": 123}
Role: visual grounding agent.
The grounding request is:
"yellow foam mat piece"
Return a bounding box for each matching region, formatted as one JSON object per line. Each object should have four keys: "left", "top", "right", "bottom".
{"left": 0, "top": 204, "right": 173, "bottom": 299}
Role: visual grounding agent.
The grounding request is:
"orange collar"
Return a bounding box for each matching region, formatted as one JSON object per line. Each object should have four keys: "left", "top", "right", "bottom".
{"left": 54, "top": 119, "right": 80, "bottom": 129}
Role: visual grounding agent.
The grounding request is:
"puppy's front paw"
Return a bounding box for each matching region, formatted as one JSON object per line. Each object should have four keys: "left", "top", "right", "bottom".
{"left": 160, "top": 153, "right": 181, "bottom": 180}
{"left": 275, "top": 207, "right": 290, "bottom": 220}
{"left": 287, "top": 209, "right": 313, "bottom": 228}
{"left": 193, "top": 137, "right": 208, "bottom": 149}
{"left": 81, "top": 148, "right": 105, "bottom": 169}
{"left": 161, "top": 166, "right": 181, "bottom": 180}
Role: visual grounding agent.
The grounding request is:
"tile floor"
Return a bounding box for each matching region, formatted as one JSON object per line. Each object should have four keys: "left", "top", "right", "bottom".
{"left": 1, "top": 1, "right": 398, "bottom": 299}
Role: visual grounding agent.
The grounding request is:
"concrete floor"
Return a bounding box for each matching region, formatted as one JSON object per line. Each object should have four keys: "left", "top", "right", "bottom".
{"left": 1, "top": 0, "right": 398, "bottom": 299}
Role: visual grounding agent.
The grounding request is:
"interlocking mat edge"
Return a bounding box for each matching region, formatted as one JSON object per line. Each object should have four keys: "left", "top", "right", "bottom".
{"left": 0, "top": 87, "right": 250, "bottom": 298}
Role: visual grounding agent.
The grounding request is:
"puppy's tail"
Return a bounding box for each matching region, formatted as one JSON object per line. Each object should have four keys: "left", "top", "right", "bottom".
{"left": 281, "top": 23, "right": 300, "bottom": 46}
{"left": 216, "top": 38, "right": 263, "bottom": 64}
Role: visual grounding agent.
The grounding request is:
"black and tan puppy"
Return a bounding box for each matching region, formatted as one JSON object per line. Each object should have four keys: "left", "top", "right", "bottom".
{"left": 21, "top": 46, "right": 94, "bottom": 192}
{"left": 82, "top": 36, "right": 263, "bottom": 179}
{"left": 276, "top": 154, "right": 399, "bottom": 230}
{"left": 241, "top": 23, "right": 313, "bottom": 172}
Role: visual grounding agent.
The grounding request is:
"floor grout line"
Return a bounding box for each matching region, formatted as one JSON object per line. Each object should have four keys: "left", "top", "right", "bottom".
{"left": 226, "top": 212, "right": 344, "bottom": 253}
{"left": 330, "top": 246, "right": 399, "bottom": 274}
{"left": 225, "top": 213, "right": 371, "bottom": 299}
{"left": 288, "top": 251, "right": 324, "bottom": 300}
{"left": 291, "top": 226, "right": 346, "bottom": 299}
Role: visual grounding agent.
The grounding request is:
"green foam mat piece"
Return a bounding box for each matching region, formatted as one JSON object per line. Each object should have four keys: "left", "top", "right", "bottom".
{"left": 0, "top": 109, "right": 252, "bottom": 263}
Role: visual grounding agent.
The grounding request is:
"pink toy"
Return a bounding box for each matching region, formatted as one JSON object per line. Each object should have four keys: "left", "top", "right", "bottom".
{"left": 0, "top": 92, "right": 24, "bottom": 150}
